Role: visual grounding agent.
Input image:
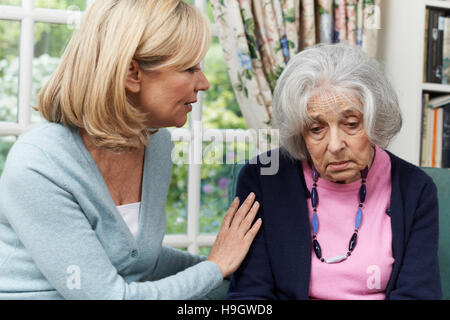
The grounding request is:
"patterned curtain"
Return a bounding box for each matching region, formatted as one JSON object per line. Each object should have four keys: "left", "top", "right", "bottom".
{"left": 210, "top": 0, "right": 381, "bottom": 130}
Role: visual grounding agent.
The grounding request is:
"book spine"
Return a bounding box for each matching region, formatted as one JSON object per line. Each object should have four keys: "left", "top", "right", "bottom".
{"left": 435, "top": 10, "right": 446, "bottom": 83}
{"left": 424, "top": 8, "right": 429, "bottom": 82}
{"left": 436, "top": 107, "right": 443, "bottom": 167}
{"left": 443, "top": 105, "right": 450, "bottom": 168}
{"left": 427, "top": 9, "right": 438, "bottom": 83}
{"left": 427, "top": 97, "right": 434, "bottom": 167}
{"left": 432, "top": 107, "right": 438, "bottom": 167}
{"left": 420, "top": 93, "right": 429, "bottom": 167}
{"left": 421, "top": 93, "right": 429, "bottom": 166}
{"left": 443, "top": 17, "right": 450, "bottom": 84}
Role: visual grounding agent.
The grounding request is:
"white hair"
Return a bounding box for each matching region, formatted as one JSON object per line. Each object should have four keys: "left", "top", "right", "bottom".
{"left": 272, "top": 43, "right": 402, "bottom": 160}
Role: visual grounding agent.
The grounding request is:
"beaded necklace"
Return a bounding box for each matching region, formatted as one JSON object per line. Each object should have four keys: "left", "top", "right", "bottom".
{"left": 310, "top": 164, "right": 368, "bottom": 264}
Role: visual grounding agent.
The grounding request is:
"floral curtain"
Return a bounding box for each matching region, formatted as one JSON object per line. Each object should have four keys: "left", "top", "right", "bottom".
{"left": 210, "top": 0, "right": 381, "bottom": 130}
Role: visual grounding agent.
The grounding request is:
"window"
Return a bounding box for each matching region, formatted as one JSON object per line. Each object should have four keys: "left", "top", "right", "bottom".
{"left": 0, "top": 0, "right": 247, "bottom": 255}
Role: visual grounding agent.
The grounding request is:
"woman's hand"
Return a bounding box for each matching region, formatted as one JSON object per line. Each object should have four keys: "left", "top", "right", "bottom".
{"left": 206, "top": 192, "right": 262, "bottom": 278}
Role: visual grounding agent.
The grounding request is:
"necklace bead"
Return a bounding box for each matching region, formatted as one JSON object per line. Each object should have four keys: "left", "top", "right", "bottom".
{"left": 309, "top": 164, "right": 368, "bottom": 264}
{"left": 349, "top": 232, "right": 358, "bottom": 251}
{"left": 311, "top": 187, "right": 318, "bottom": 208}
{"left": 359, "top": 184, "right": 367, "bottom": 202}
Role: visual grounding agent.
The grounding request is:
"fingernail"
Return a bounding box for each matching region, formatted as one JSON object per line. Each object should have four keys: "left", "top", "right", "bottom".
{"left": 249, "top": 192, "right": 255, "bottom": 198}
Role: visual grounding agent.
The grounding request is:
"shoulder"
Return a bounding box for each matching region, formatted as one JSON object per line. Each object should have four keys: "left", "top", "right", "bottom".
{"left": 7, "top": 122, "right": 78, "bottom": 169}
{"left": 0, "top": 125, "right": 74, "bottom": 201}
{"left": 17, "top": 122, "right": 73, "bottom": 149}
{"left": 236, "top": 147, "right": 303, "bottom": 199}
{"left": 238, "top": 147, "right": 298, "bottom": 181}
{"left": 4, "top": 123, "right": 72, "bottom": 169}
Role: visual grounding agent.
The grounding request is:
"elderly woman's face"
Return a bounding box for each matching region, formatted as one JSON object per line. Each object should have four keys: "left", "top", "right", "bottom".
{"left": 302, "top": 92, "right": 374, "bottom": 184}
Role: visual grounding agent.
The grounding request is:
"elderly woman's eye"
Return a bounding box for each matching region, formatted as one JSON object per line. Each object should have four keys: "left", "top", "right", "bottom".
{"left": 346, "top": 121, "right": 359, "bottom": 128}
{"left": 310, "top": 126, "right": 323, "bottom": 134}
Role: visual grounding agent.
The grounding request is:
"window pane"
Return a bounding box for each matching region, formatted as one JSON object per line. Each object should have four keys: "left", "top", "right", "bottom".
{"left": 200, "top": 162, "right": 232, "bottom": 234}
{"left": 203, "top": 38, "right": 246, "bottom": 129}
{"left": 32, "top": 22, "right": 75, "bottom": 123}
{"left": 0, "top": 136, "right": 16, "bottom": 177}
{"left": 206, "top": 1, "right": 214, "bottom": 23}
{"left": 182, "top": 1, "right": 214, "bottom": 25}
{"left": 0, "top": 20, "right": 20, "bottom": 123}
{"left": 34, "top": 0, "right": 86, "bottom": 11}
{"left": 0, "top": 0, "right": 21, "bottom": 5}
{"left": 166, "top": 141, "right": 189, "bottom": 234}
{"left": 199, "top": 246, "right": 211, "bottom": 257}
{"left": 200, "top": 141, "right": 252, "bottom": 234}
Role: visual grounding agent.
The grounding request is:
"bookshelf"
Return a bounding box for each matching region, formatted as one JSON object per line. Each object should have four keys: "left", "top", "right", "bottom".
{"left": 378, "top": 0, "right": 450, "bottom": 166}
{"left": 425, "top": 0, "right": 450, "bottom": 10}
{"left": 422, "top": 83, "right": 450, "bottom": 93}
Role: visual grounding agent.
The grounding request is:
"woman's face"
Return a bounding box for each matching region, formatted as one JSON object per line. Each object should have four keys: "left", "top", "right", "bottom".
{"left": 126, "top": 62, "right": 210, "bottom": 128}
{"left": 302, "top": 92, "right": 374, "bottom": 184}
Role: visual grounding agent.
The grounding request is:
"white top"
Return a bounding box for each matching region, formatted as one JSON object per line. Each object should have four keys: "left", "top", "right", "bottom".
{"left": 116, "top": 202, "right": 141, "bottom": 238}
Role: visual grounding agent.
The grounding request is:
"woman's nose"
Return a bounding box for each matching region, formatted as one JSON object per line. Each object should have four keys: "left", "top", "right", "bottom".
{"left": 327, "top": 127, "right": 346, "bottom": 154}
{"left": 196, "top": 70, "right": 210, "bottom": 92}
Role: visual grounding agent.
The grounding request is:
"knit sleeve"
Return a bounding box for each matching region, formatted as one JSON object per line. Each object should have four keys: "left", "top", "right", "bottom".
{"left": 150, "top": 246, "right": 207, "bottom": 280}
{"left": 0, "top": 142, "right": 222, "bottom": 300}
{"left": 227, "top": 162, "right": 277, "bottom": 300}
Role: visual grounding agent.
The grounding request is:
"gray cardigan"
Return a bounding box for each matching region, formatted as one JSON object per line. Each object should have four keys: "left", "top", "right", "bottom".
{"left": 0, "top": 123, "right": 223, "bottom": 299}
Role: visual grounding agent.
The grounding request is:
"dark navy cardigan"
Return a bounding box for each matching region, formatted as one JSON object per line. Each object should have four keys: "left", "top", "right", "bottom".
{"left": 228, "top": 148, "right": 442, "bottom": 300}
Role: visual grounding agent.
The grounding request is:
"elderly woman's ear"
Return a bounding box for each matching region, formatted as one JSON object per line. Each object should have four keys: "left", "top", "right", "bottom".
{"left": 125, "top": 60, "right": 142, "bottom": 94}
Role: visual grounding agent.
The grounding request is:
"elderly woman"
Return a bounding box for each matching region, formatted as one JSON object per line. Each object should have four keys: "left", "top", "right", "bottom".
{"left": 228, "top": 43, "right": 442, "bottom": 300}
{"left": 0, "top": 0, "right": 261, "bottom": 299}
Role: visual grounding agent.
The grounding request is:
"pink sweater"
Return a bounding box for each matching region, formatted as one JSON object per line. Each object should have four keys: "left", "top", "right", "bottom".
{"left": 302, "top": 145, "right": 394, "bottom": 300}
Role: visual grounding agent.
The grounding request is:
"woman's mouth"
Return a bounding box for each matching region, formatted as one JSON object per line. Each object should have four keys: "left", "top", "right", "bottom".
{"left": 328, "top": 160, "right": 350, "bottom": 170}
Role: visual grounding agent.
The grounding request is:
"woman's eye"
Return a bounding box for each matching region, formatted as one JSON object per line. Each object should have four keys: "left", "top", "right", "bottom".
{"left": 346, "top": 122, "right": 359, "bottom": 128}
{"left": 310, "top": 126, "right": 323, "bottom": 134}
{"left": 187, "top": 66, "right": 200, "bottom": 73}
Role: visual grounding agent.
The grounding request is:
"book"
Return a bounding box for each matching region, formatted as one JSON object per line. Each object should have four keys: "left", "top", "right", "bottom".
{"left": 423, "top": 94, "right": 435, "bottom": 167}
{"left": 435, "top": 106, "right": 443, "bottom": 167}
{"left": 424, "top": 8, "right": 429, "bottom": 82}
{"left": 421, "top": 93, "right": 445, "bottom": 167}
{"left": 427, "top": 9, "right": 446, "bottom": 83}
{"left": 421, "top": 93, "right": 430, "bottom": 166}
{"left": 427, "top": 9, "right": 439, "bottom": 83}
{"left": 435, "top": 11, "right": 446, "bottom": 83}
{"left": 428, "top": 94, "right": 450, "bottom": 108}
{"left": 442, "top": 105, "right": 450, "bottom": 168}
{"left": 443, "top": 17, "right": 450, "bottom": 84}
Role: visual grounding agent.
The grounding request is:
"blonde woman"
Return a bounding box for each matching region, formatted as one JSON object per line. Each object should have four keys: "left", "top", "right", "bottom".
{"left": 0, "top": 0, "right": 261, "bottom": 299}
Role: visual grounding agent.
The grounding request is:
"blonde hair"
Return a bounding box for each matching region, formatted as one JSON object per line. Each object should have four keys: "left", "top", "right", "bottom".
{"left": 38, "top": 0, "right": 211, "bottom": 151}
